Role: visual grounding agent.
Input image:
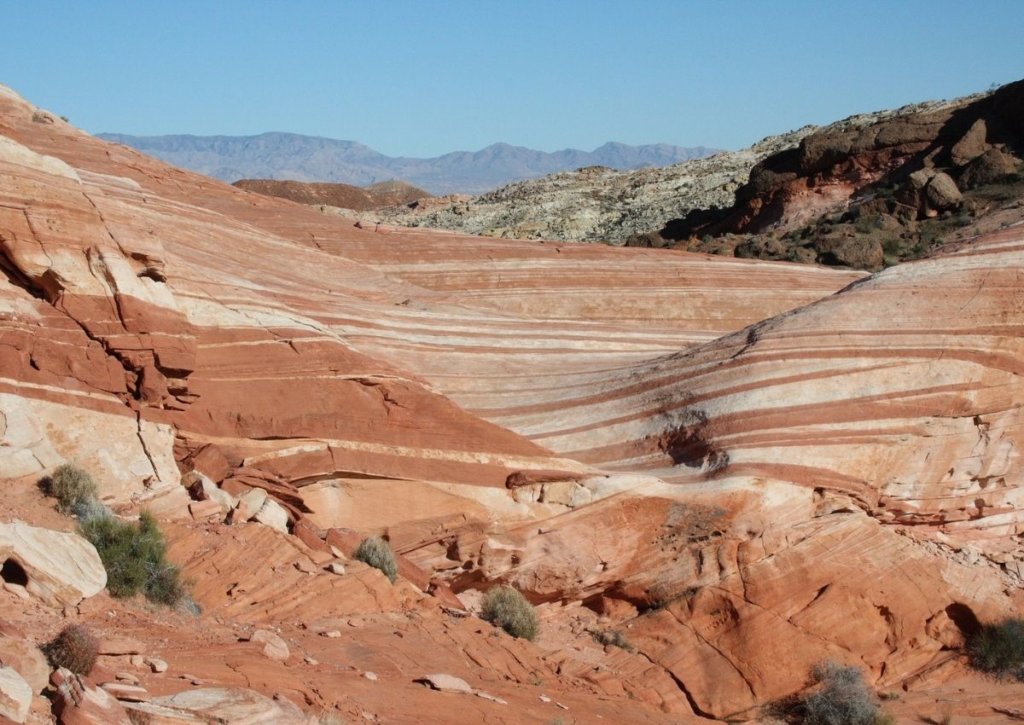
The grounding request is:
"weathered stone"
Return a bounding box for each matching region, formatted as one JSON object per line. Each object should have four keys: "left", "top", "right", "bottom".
{"left": 99, "top": 682, "right": 148, "bottom": 701}
{"left": 0, "top": 522, "right": 105, "bottom": 606}
{"left": 126, "top": 687, "right": 309, "bottom": 723}
{"left": 188, "top": 500, "right": 224, "bottom": 521}
{"left": 415, "top": 673, "right": 473, "bottom": 694}
{"left": 183, "top": 471, "right": 236, "bottom": 511}
{"left": 960, "top": 147, "right": 1019, "bottom": 188}
{"left": 0, "top": 666, "right": 31, "bottom": 723}
{"left": 248, "top": 630, "right": 289, "bottom": 662}
{"left": 50, "top": 667, "right": 132, "bottom": 725}
{"left": 253, "top": 498, "right": 289, "bottom": 533}
{"left": 950, "top": 117, "right": 988, "bottom": 166}
{"left": 145, "top": 657, "right": 167, "bottom": 674}
{"left": 925, "top": 171, "right": 963, "bottom": 210}
{"left": 0, "top": 636, "right": 49, "bottom": 694}
{"left": 237, "top": 488, "right": 267, "bottom": 518}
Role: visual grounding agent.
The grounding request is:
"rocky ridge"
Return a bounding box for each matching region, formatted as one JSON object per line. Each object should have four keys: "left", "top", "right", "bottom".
{"left": 351, "top": 94, "right": 986, "bottom": 246}
{"left": 659, "top": 80, "right": 1024, "bottom": 270}
{"left": 232, "top": 178, "right": 430, "bottom": 211}
{"left": 3, "top": 83, "right": 1024, "bottom": 723}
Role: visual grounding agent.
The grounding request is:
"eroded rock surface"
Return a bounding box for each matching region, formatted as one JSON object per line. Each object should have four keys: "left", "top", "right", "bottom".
{"left": 2, "top": 81, "right": 1024, "bottom": 722}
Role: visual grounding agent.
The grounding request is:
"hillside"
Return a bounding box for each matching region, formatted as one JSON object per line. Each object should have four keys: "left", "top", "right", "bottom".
{"left": 655, "top": 79, "right": 1024, "bottom": 269}
{"left": 232, "top": 178, "right": 430, "bottom": 211}
{"left": 357, "top": 92, "right": 1006, "bottom": 248}
{"left": 358, "top": 126, "right": 817, "bottom": 244}
{"left": 97, "top": 131, "right": 718, "bottom": 194}
{"left": 3, "top": 83, "right": 1024, "bottom": 724}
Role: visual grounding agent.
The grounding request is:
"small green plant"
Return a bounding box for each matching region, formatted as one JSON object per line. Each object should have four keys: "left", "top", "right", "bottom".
{"left": 79, "top": 510, "right": 187, "bottom": 605}
{"left": 967, "top": 617, "right": 1024, "bottom": 680}
{"left": 43, "top": 463, "right": 99, "bottom": 515}
{"left": 353, "top": 536, "right": 398, "bottom": 583}
{"left": 801, "top": 660, "right": 888, "bottom": 725}
{"left": 481, "top": 585, "right": 539, "bottom": 641}
{"left": 42, "top": 624, "right": 98, "bottom": 675}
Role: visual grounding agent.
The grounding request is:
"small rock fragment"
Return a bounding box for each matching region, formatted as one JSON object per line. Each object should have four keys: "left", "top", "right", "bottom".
{"left": 415, "top": 673, "right": 473, "bottom": 694}
{"left": 100, "top": 682, "right": 149, "bottom": 701}
{"left": 249, "top": 629, "right": 289, "bottom": 662}
{"left": 146, "top": 657, "right": 168, "bottom": 673}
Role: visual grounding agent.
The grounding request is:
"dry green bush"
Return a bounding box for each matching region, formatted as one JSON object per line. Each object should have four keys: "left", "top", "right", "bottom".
{"left": 481, "top": 586, "right": 539, "bottom": 641}
{"left": 802, "top": 661, "right": 888, "bottom": 725}
{"left": 354, "top": 536, "right": 398, "bottom": 583}
{"left": 592, "top": 628, "right": 633, "bottom": 651}
{"left": 79, "top": 510, "right": 187, "bottom": 605}
{"left": 42, "top": 463, "right": 98, "bottom": 515}
{"left": 42, "top": 624, "right": 98, "bottom": 675}
{"left": 968, "top": 617, "right": 1024, "bottom": 680}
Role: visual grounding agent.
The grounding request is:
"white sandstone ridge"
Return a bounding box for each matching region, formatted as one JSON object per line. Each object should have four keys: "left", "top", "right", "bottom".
{"left": 351, "top": 93, "right": 985, "bottom": 245}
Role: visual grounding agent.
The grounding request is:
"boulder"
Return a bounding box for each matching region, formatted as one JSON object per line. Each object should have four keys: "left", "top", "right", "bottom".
{"left": 253, "top": 498, "right": 290, "bottom": 533}
{"left": 0, "top": 522, "right": 106, "bottom": 606}
{"left": 50, "top": 667, "right": 132, "bottom": 725}
{"left": 123, "top": 687, "right": 309, "bottom": 723}
{"left": 960, "top": 147, "right": 1019, "bottom": 189}
{"left": 908, "top": 167, "right": 936, "bottom": 189}
{"left": 950, "top": 118, "right": 988, "bottom": 166}
{"left": 505, "top": 470, "right": 583, "bottom": 488}
{"left": 0, "top": 636, "right": 49, "bottom": 693}
{"left": 415, "top": 673, "right": 474, "bottom": 694}
{"left": 237, "top": 488, "right": 268, "bottom": 517}
{"left": 0, "top": 666, "right": 31, "bottom": 723}
{"left": 248, "top": 630, "right": 289, "bottom": 662}
{"left": 183, "top": 471, "right": 236, "bottom": 511}
{"left": 924, "top": 171, "right": 962, "bottom": 211}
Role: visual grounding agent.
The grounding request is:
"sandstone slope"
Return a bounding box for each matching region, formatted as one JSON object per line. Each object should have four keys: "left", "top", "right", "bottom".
{"left": 2, "top": 83, "right": 1024, "bottom": 724}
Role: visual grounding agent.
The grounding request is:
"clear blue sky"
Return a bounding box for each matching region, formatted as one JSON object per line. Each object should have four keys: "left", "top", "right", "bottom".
{"left": 3, "top": 1, "right": 1022, "bottom": 157}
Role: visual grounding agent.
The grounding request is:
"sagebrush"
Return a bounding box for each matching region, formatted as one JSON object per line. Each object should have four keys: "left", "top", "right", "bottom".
{"left": 481, "top": 585, "right": 539, "bottom": 641}
{"left": 43, "top": 463, "right": 98, "bottom": 515}
{"left": 968, "top": 617, "right": 1024, "bottom": 680}
{"left": 354, "top": 536, "right": 398, "bottom": 583}
{"left": 592, "top": 628, "right": 633, "bottom": 651}
{"left": 802, "top": 661, "right": 888, "bottom": 725}
{"left": 79, "top": 510, "right": 187, "bottom": 605}
{"left": 42, "top": 624, "right": 98, "bottom": 675}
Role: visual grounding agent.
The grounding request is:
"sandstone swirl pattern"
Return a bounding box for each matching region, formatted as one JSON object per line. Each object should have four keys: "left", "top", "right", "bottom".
{"left": 2, "top": 83, "right": 1024, "bottom": 720}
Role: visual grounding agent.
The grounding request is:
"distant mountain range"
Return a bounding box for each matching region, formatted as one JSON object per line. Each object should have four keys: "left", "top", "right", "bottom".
{"left": 96, "top": 132, "right": 719, "bottom": 194}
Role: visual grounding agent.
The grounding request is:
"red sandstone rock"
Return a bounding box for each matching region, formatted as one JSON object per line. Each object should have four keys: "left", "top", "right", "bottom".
{"left": 3, "top": 81, "right": 1024, "bottom": 723}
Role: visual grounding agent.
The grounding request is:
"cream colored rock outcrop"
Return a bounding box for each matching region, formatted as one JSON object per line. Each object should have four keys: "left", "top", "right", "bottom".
{"left": 0, "top": 522, "right": 106, "bottom": 606}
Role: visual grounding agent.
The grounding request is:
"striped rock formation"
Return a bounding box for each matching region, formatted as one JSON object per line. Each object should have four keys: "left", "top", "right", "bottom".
{"left": 3, "top": 82, "right": 1024, "bottom": 721}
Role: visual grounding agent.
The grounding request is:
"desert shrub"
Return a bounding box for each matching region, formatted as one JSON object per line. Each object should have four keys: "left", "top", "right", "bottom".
{"left": 592, "top": 628, "right": 633, "bottom": 651}
{"left": 481, "top": 585, "right": 539, "bottom": 641}
{"left": 43, "top": 463, "right": 98, "bottom": 515}
{"left": 79, "top": 510, "right": 186, "bottom": 605}
{"left": 967, "top": 617, "right": 1024, "bottom": 680}
{"left": 802, "top": 661, "right": 885, "bottom": 725}
{"left": 354, "top": 536, "right": 398, "bottom": 583}
{"left": 42, "top": 624, "right": 98, "bottom": 675}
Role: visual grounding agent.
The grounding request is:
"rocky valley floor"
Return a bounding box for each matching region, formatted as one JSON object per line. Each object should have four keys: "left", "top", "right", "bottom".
{"left": 2, "top": 83, "right": 1024, "bottom": 724}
